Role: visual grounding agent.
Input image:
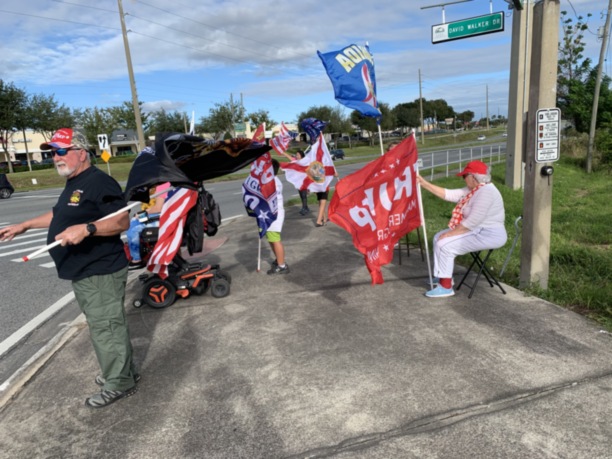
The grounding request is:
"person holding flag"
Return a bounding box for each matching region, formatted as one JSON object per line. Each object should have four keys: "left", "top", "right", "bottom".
{"left": 265, "top": 159, "right": 289, "bottom": 274}
{"left": 281, "top": 133, "right": 337, "bottom": 227}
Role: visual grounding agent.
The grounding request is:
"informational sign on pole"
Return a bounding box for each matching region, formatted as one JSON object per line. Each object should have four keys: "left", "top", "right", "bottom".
{"left": 97, "top": 133, "right": 112, "bottom": 175}
{"left": 535, "top": 108, "right": 561, "bottom": 163}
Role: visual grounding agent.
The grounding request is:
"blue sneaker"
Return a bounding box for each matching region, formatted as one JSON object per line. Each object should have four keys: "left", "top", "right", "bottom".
{"left": 425, "top": 285, "right": 455, "bottom": 298}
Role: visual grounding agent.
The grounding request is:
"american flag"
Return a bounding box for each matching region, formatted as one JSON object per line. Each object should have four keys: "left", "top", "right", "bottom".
{"left": 270, "top": 122, "right": 292, "bottom": 156}
{"left": 147, "top": 187, "right": 199, "bottom": 279}
{"left": 300, "top": 118, "right": 328, "bottom": 144}
{"left": 242, "top": 152, "right": 278, "bottom": 238}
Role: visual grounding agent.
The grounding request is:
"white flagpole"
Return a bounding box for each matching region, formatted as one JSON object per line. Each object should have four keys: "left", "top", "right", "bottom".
{"left": 22, "top": 187, "right": 173, "bottom": 262}
{"left": 377, "top": 124, "right": 384, "bottom": 156}
{"left": 257, "top": 236, "right": 261, "bottom": 272}
{"left": 414, "top": 137, "right": 433, "bottom": 289}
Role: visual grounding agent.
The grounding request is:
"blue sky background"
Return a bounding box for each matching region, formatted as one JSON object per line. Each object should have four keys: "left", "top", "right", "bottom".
{"left": 0, "top": 0, "right": 607, "bottom": 126}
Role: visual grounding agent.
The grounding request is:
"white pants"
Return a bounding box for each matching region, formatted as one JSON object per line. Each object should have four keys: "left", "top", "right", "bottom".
{"left": 433, "top": 226, "right": 507, "bottom": 279}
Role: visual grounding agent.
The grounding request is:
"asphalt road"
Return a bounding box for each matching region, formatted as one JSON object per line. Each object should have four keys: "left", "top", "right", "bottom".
{"left": 0, "top": 142, "right": 506, "bottom": 387}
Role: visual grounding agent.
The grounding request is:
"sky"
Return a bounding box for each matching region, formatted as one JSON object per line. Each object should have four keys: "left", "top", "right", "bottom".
{"left": 0, "top": 0, "right": 608, "bottom": 127}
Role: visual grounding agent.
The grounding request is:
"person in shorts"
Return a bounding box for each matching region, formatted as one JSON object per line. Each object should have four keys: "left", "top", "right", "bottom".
{"left": 267, "top": 159, "right": 290, "bottom": 274}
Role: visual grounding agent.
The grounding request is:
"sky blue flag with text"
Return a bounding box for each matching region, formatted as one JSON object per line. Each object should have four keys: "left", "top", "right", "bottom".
{"left": 317, "top": 44, "right": 381, "bottom": 118}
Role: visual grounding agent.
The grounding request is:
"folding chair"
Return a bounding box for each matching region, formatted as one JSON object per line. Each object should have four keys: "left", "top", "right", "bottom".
{"left": 397, "top": 227, "right": 425, "bottom": 265}
{"left": 456, "top": 249, "right": 506, "bottom": 299}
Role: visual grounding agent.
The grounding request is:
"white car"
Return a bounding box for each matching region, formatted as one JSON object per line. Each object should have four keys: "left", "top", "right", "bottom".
{"left": 502, "top": 132, "right": 508, "bottom": 137}
{"left": 477, "top": 135, "right": 486, "bottom": 141}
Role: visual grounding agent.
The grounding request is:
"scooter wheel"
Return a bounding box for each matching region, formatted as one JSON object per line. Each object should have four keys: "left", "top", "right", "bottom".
{"left": 216, "top": 269, "right": 232, "bottom": 283}
{"left": 142, "top": 277, "right": 176, "bottom": 308}
{"left": 133, "top": 299, "right": 143, "bottom": 308}
{"left": 192, "top": 278, "right": 210, "bottom": 295}
{"left": 210, "top": 278, "right": 230, "bottom": 298}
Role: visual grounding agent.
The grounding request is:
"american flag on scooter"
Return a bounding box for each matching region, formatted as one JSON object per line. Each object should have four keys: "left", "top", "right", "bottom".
{"left": 147, "top": 187, "right": 199, "bottom": 278}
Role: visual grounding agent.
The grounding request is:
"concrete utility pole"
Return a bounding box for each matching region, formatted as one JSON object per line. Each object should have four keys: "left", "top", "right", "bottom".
{"left": 485, "top": 85, "right": 490, "bottom": 130}
{"left": 117, "top": 0, "right": 146, "bottom": 153}
{"left": 519, "top": 0, "right": 560, "bottom": 289}
{"left": 419, "top": 69, "right": 425, "bottom": 145}
{"left": 587, "top": 0, "right": 612, "bottom": 173}
{"left": 505, "top": 1, "right": 533, "bottom": 190}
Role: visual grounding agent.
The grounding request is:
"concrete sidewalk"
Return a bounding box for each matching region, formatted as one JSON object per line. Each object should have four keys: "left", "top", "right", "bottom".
{"left": 1, "top": 211, "right": 611, "bottom": 458}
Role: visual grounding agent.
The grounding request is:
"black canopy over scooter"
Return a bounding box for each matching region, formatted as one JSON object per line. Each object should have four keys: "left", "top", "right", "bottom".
{"left": 124, "top": 133, "right": 271, "bottom": 203}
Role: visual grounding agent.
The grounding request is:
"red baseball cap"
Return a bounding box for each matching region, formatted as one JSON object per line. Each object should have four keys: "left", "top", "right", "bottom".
{"left": 40, "top": 128, "right": 88, "bottom": 150}
{"left": 456, "top": 160, "right": 488, "bottom": 177}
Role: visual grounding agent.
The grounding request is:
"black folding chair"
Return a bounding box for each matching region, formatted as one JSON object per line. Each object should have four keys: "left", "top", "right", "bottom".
{"left": 456, "top": 249, "right": 506, "bottom": 299}
{"left": 397, "top": 227, "right": 425, "bottom": 265}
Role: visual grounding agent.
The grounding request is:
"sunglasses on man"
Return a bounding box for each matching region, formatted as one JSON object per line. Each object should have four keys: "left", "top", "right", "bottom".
{"left": 52, "top": 147, "right": 81, "bottom": 157}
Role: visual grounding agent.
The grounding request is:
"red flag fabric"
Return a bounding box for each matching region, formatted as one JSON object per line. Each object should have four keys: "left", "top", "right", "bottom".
{"left": 270, "top": 122, "right": 292, "bottom": 156}
{"left": 280, "top": 133, "right": 336, "bottom": 192}
{"left": 147, "top": 187, "right": 199, "bottom": 279}
{"left": 251, "top": 123, "right": 265, "bottom": 143}
{"left": 329, "top": 136, "right": 421, "bottom": 284}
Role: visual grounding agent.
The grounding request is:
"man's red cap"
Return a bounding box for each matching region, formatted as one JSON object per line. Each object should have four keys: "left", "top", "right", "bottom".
{"left": 40, "top": 128, "right": 87, "bottom": 150}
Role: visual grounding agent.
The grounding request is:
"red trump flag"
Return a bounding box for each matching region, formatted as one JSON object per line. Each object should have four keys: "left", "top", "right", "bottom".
{"left": 329, "top": 136, "right": 421, "bottom": 284}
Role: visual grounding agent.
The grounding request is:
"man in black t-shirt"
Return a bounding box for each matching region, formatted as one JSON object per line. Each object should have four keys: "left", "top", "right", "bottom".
{"left": 0, "top": 128, "right": 138, "bottom": 409}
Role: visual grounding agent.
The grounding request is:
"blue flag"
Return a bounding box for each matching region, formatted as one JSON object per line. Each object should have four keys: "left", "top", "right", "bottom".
{"left": 242, "top": 153, "right": 278, "bottom": 238}
{"left": 317, "top": 44, "right": 381, "bottom": 118}
{"left": 300, "top": 118, "right": 328, "bottom": 144}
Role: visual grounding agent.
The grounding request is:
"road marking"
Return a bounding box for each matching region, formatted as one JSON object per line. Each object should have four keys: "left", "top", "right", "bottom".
{"left": 0, "top": 291, "right": 75, "bottom": 359}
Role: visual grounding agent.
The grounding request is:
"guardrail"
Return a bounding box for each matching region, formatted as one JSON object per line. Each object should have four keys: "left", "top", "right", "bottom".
{"left": 419, "top": 144, "right": 506, "bottom": 180}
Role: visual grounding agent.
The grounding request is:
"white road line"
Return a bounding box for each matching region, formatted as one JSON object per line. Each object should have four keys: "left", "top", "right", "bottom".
{"left": 39, "top": 261, "right": 56, "bottom": 268}
{"left": 0, "top": 245, "right": 47, "bottom": 258}
{"left": 0, "top": 291, "right": 75, "bottom": 359}
{"left": 0, "top": 237, "right": 48, "bottom": 250}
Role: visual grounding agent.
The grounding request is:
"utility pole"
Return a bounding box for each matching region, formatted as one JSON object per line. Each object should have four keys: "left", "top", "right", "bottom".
{"left": 586, "top": 0, "right": 612, "bottom": 173}
{"left": 419, "top": 69, "right": 425, "bottom": 145}
{"left": 117, "top": 0, "right": 145, "bottom": 152}
{"left": 506, "top": 0, "right": 533, "bottom": 190}
{"left": 485, "top": 85, "right": 490, "bottom": 130}
{"left": 519, "top": 0, "right": 560, "bottom": 289}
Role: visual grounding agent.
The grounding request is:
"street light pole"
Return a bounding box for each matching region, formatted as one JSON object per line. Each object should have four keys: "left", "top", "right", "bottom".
{"left": 117, "top": 0, "right": 146, "bottom": 153}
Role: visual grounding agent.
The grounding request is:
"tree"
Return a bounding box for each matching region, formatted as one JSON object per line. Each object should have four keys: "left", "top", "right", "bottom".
{"left": 28, "top": 93, "right": 73, "bottom": 141}
{"left": 350, "top": 102, "right": 394, "bottom": 145}
{"left": 0, "top": 80, "right": 28, "bottom": 173}
{"left": 247, "top": 109, "right": 276, "bottom": 128}
{"left": 392, "top": 102, "right": 420, "bottom": 133}
{"left": 72, "top": 107, "right": 115, "bottom": 148}
{"left": 106, "top": 101, "right": 150, "bottom": 133}
{"left": 197, "top": 98, "right": 246, "bottom": 140}
{"left": 147, "top": 109, "right": 186, "bottom": 137}
{"left": 557, "top": 10, "right": 593, "bottom": 132}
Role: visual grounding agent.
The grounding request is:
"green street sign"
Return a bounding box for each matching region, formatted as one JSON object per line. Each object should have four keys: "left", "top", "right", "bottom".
{"left": 432, "top": 12, "right": 505, "bottom": 44}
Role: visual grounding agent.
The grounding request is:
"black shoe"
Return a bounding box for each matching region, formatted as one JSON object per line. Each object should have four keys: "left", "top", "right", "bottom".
{"left": 95, "top": 373, "right": 141, "bottom": 387}
{"left": 128, "top": 260, "right": 145, "bottom": 270}
{"left": 85, "top": 386, "right": 137, "bottom": 408}
{"left": 267, "top": 264, "right": 290, "bottom": 275}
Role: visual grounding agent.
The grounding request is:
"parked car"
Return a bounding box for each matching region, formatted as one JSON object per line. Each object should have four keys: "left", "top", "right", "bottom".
{"left": 477, "top": 135, "right": 486, "bottom": 141}
{"left": 0, "top": 173, "right": 15, "bottom": 199}
{"left": 0, "top": 161, "right": 22, "bottom": 170}
{"left": 40, "top": 158, "right": 55, "bottom": 165}
{"left": 501, "top": 132, "right": 508, "bottom": 137}
{"left": 330, "top": 149, "right": 345, "bottom": 161}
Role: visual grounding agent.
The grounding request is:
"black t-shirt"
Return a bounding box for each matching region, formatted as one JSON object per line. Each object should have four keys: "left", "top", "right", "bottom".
{"left": 48, "top": 167, "right": 128, "bottom": 281}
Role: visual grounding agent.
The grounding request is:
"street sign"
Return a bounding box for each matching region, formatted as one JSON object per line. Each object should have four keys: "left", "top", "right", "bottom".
{"left": 535, "top": 108, "right": 561, "bottom": 163}
{"left": 432, "top": 12, "right": 505, "bottom": 44}
{"left": 101, "top": 150, "right": 111, "bottom": 163}
{"left": 97, "top": 134, "right": 109, "bottom": 151}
